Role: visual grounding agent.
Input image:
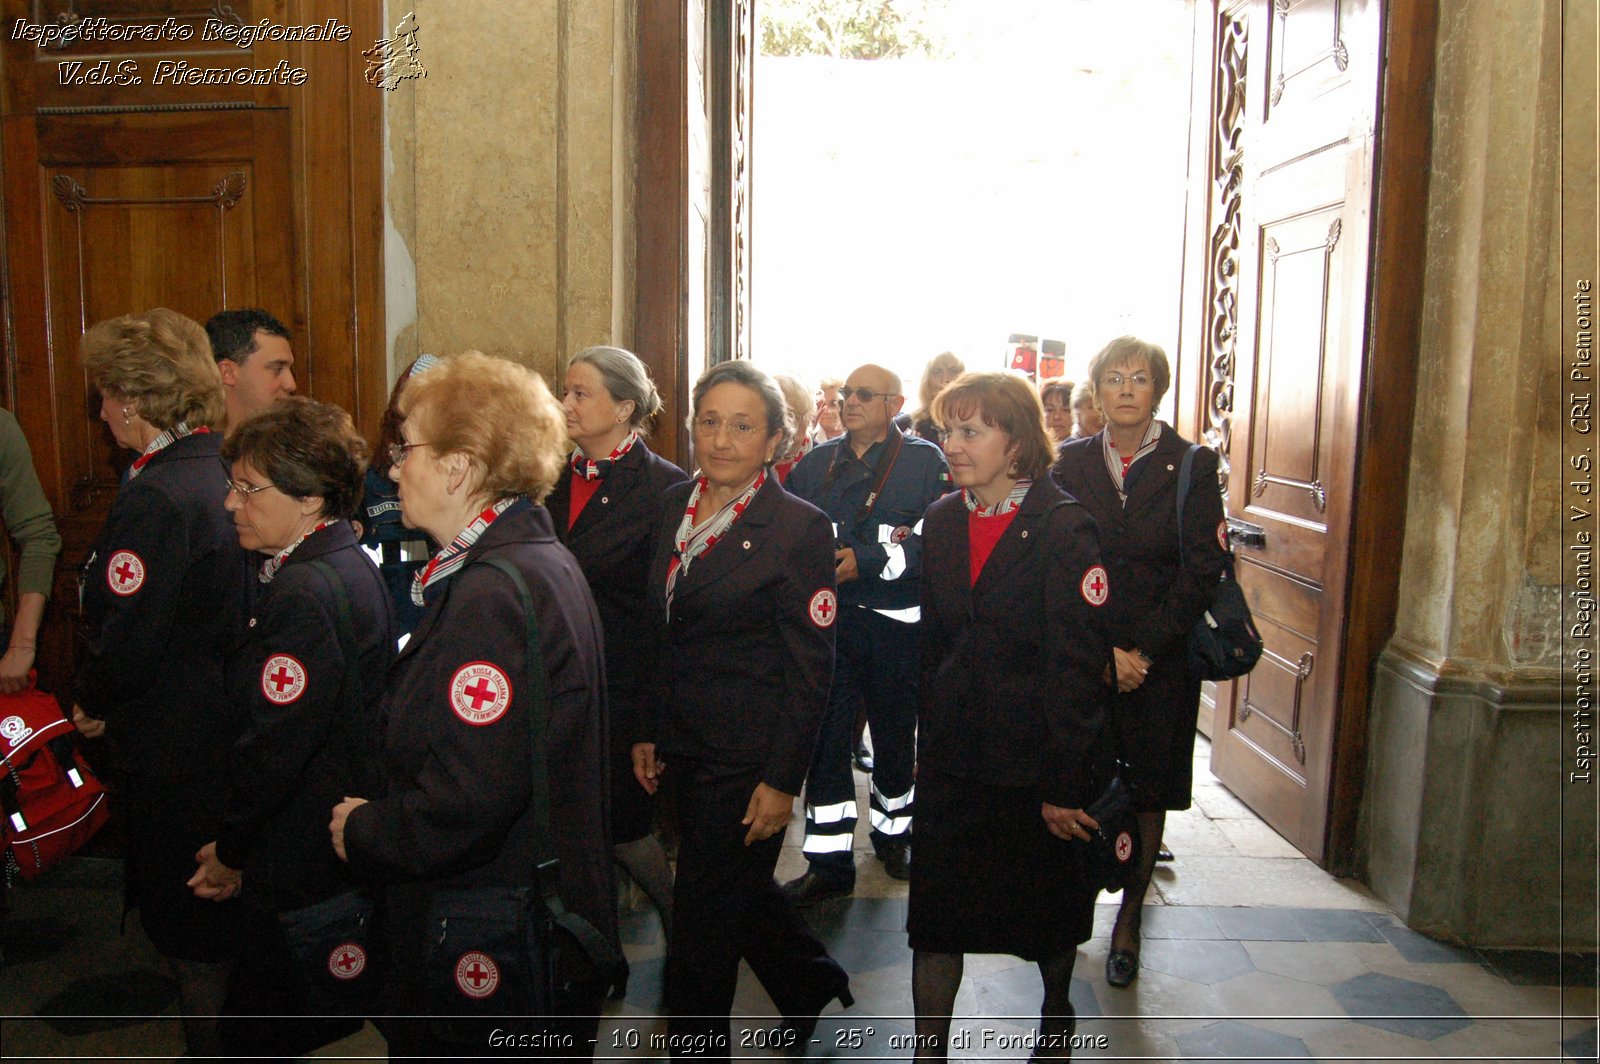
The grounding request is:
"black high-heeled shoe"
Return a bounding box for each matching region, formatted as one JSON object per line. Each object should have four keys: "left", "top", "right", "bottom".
{"left": 1106, "top": 920, "right": 1141, "bottom": 988}
{"left": 784, "top": 986, "right": 856, "bottom": 1053}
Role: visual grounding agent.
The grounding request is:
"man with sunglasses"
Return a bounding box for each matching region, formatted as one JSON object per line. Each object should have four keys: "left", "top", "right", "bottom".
{"left": 781, "top": 364, "right": 952, "bottom": 904}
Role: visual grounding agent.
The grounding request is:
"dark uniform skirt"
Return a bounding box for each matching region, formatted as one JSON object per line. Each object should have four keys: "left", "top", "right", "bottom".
{"left": 1114, "top": 663, "right": 1204, "bottom": 812}
{"left": 907, "top": 768, "right": 1096, "bottom": 960}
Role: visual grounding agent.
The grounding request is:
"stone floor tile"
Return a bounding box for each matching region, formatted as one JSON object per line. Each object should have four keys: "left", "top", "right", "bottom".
{"left": 1208, "top": 905, "right": 1307, "bottom": 941}
{"left": 1286, "top": 905, "right": 1387, "bottom": 942}
{"left": 1144, "top": 855, "right": 1383, "bottom": 909}
{"left": 1160, "top": 807, "right": 1240, "bottom": 856}
{"left": 1329, "top": 971, "right": 1472, "bottom": 1040}
{"left": 1214, "top": 816, "right": 1303, "bottom": 858}
{"left": 1137, "top": 937, "right": 1256, "bottom": 984}
{"left": 1478, "top": 947, "right": 1600, "bottom": 987}
{"left": 1423, "top": 1017, "right": 1568, "bottom": 1060}
{"left": 1190, "top": 783, "right": 1259, "bottom": 819}
{"left": 1079, "top": 965, "right": 1225, "bottom": 1034}
{"left": 1140, "top": 905, "right": 1225, "bottom": 940}
{"left": 1242, "top": 940, "right": 1373, "bottom": 987}
{"left": 1375, "top": 920, "right": 1485, "bottom": 964}
{"left": 1303, "top": 1018, "right": 1436, "bottom": 1059}
{"left": 1174, "top": 1018, "right": 1312, "bottom": 1061}
{"left": 1210, "top": 969, "right": 1346, "bottom": 1037}
{"left": 1565, "top": 1023, "right": 1598, "bottom": 1063}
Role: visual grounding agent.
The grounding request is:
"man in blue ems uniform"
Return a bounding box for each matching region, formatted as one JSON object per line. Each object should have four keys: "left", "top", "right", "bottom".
{"left": 781, "top": 363, "right": 951, "bottom": 903}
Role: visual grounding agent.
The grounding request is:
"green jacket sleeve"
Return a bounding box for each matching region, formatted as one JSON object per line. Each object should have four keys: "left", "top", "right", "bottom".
{"left": 0, "top": 410, "right": 62, "bottom": 599}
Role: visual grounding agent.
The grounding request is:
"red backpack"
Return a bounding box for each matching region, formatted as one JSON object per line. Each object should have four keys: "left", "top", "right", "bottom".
{"left": 0, "top": 676, "right": 111, "bottom": 883}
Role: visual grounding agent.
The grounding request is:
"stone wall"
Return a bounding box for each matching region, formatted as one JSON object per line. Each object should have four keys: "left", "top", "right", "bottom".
{"left": 383, "top": 0, "right": 636, "bottom": 384}
{"left": 1363, "top": 0, "right": 1595, "bottom": 948}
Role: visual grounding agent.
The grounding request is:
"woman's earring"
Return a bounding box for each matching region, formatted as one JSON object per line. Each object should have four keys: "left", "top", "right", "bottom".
{"left": 121, "top": 407, "right": 131, "bottom": 425}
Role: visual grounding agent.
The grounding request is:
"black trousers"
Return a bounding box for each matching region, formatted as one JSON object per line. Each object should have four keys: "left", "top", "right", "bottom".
{"left": 665, "top": 761, "right": 847, "bottom": 1058}
{"left": 801, "top": 607, "right": 919, "bottom": 884}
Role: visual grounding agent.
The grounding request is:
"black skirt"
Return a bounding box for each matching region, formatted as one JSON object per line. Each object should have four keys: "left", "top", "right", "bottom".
{"left": 1113, "top": 662, "right": 1203, "bottom": 812}
{"left": 907, "top": 768, "right": 1096, "bottom": 959}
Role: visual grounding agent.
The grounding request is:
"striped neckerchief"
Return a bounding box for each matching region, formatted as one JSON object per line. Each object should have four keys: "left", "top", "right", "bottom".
{"left": 260, "top": 521, "right": 332, "bottom": 585}
{"left": 664, "top": 471, "right": 765, "bottom": 619}
{"left": 410, "top": 496, "right": 519, "bottom": 606}
{"left": 127, "top": 421, "right": 208, "bottom": 480}
{"left": 1102, "top": 420, "right": 1164, "bottom": 506}
{"left": 963, "top": 479, "right": 1032, "bottom": 517}
{"left": 571, "top": 430, "right": 638, "bottom": 482}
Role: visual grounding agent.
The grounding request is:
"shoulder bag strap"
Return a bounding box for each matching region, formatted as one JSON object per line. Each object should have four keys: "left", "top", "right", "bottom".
{"left": 1176, "top": 443, "right": 1198, "bottom": 559}
{"left": 305, "top": 559, "right": 364, "bottom": 728}
{"left": 482, "top": 558, "right": 552, "bottom": 869}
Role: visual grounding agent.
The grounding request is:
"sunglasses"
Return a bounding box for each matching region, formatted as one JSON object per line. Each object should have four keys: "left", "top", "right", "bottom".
{"left": 833, "top": 388, "right": 899, "bottom": 406}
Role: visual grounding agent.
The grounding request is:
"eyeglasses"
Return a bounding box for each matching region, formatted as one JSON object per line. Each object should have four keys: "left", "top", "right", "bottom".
{"left": 692, "top": 416, "right": 764, "bottom": 440}
{"left": 1100, "top": 373, "right": 1152, "bottom": 389}
{"left": 227, "top": 479, "right": 274, "bottom": 499}
{"left": 832, "top": 388, "right": 899, "bottom": 406}
{"left": 387, "top": 441, "right": 430, "bottom": 467}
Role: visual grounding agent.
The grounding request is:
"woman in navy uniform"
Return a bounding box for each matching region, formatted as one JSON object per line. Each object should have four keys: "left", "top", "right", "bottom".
{"left": 910, "top": 372, "right": 1111, "bottom": 1061}
{"left": 633, "top": 360, "right": 851, "bottom": 1057}
{"left": 547, "top": 345, "right": 685, "bottom": 946}
{"left": 71, "top": 308, "right": 255, "bottom": 1058}
{"left": 357, "top": 353, "right": 439, "bottom": 634}
{"left": 330, "top": 352, "right": 618, "bottom": 1057}
{"left": 185, "top": 397, "right": 396, "bottom": 1056}
{"left": 1050, "top": 336, "right": 1227, "bottom": 989}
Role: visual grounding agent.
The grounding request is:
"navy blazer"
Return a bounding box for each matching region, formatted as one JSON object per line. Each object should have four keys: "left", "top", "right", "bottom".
{"left": 1050, "top": 425, "right": 1227, "bottom": 661}
{"left": 918, "top": 480, "right": 1112, "bottom": 808}
{"left": 547, "top": 442, "right": 687, "bottom": 744}
{"left": 641, "top": 476, "right": 836, "bottom": 794}
{"left": 215, "top": 521, "right": 396, "bottom": 910}
{"left": 74, "top": 430, "right": 255, "bottom": 776}
{"left": 344, "top": 502, "right": 618, "bottom": 960}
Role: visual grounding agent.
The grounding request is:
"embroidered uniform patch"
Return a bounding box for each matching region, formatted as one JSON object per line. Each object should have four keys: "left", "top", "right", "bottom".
{"left": 808, "top": 588, "right": 837, "bottom": 628}
{"left": 450, "top": 662, "right": 512, "bottom": 725}
{"left": 106, "top": 550, "right": 146, "bottom": 596}
{"left": 0, "top": 716, "right": 32, "bottom": 749}
{"left": 1115, "top": 831, "right": 1134, "bottom": 863}
{"left": 1216, "top": 520, "right": 1229, "bottom": 550}
{"left": 890, "top": 525, "right": 912, "bottom": 544}
{"left": 455, "top": 951, "right": 500, "bottom": 999}
{"left": 1080, "top": 565, "right": 1109, "bottom": 607}
{"left": 328, "top": 943, "right": 367, "bottom": 980}
{"left": 260, "top": 654, "right": 308, "bottom": 705}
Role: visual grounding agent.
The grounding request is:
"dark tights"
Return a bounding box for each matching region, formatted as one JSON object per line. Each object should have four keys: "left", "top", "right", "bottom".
{"left": 1112, "top": 810, "right": 1166, "bottom": 952}
{"left": 911, "top": 949, "right": 1079, "bottom": 1061}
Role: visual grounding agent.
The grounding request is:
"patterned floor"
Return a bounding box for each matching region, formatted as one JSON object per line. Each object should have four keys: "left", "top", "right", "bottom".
{"left": 1, "top": 740, "right": 1594, "bottom": 1062}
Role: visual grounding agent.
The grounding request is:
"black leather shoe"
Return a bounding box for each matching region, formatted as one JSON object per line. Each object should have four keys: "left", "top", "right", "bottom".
{"left": 852, "top": 740, "right": 874, "bottom": 773}
{"left": 875, "top": 842, "right": 911, "bottom": 880}
{"left": 1105, "top": 948, "right": 1139, "bottom": 988}
{"left": 1157, "top": 845, "right": 1175, "bottom": 862}
{"left": 781, "top": 871, "right": 853, "bottom": 907}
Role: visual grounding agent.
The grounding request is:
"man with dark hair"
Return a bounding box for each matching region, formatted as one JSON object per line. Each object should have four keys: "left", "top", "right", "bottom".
{"left": 205, "top": 309, "right": 297, "bottom": 431}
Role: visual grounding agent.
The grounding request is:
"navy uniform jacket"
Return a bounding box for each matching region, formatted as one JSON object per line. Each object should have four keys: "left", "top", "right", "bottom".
{"left": 641, "top": 476, "right": 836, "bottom": 794}
{"left": 783, "top": 430, "right": 951, "bottom": 612}
{"left": 356, "top": 467, "right": 433, "bottom": 634}
{"left": 74, "top": 430, "right": 255, "bottom": 776}
{"left": 1049, "top": 425, "right": 1227, "bottom": 662}
{"left": 215, "top": 522, "right": 396, "bottom": 911}
{"left": 918, "top": 480, "right": 1112, "bottom": 808}
{"left": 343, "top": 501, "right": 618, "bottom": 971}
{"left": 546, "top": 442, "right": 687, "bottom": 746}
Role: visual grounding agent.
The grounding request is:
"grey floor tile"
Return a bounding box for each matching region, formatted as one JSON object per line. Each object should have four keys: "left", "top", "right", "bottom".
{"left": 817, "top": 928, "right": 911, "bottom": 977}
{"left": 1565, "top": 1023, "right": 1598, "bottom": 1064}
{"left": 966, "top": 965, "right": 1102, "bottom": 1021}
{"left": 1209, "top": 906, "right": 1307, "bottom": 942}
{"left": 1174, "top": 1018, "right": 1311, "bottom": 1061}
{"left": 1329, "top": 971, "right": 1471, "bottom": 1040}
{"left": 1374, "top": 920, "right": 1482, "bottom": 964}
{"left": 1142, "top": 905, "right": 1225, "bottom": 940}
{"left": 1287, "top": 906, "right": 1386, "bottom": 943}
{"left": 1139, "top": 938, "right": 1255, "bottom": 984}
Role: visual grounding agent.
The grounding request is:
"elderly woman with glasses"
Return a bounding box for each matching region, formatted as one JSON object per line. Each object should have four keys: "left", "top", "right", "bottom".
{"left": 1050, "top": 336, "right": 1227, "bottom": 990}
{"left": 179, "top": 397, "right": 396, "bottom": 1057}
{"left": 329, "top": 352, "right": 619, "bottom": 1055}
{"left": 634, "top": 360, "right": 851, "bottom": 1054}
{"left": 547, "top": 345, "right": 686, "bottom": 950}
{"left": 71, "top": 308, "right": 256, "bottom": 1058}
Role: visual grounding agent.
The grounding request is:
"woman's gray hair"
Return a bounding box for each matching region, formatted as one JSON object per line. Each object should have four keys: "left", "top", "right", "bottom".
{"left": 688, "top": 360, "right": 793, "bottom": 460}
{"left": 570, "top": 345, "right": 664, "bottom": 433}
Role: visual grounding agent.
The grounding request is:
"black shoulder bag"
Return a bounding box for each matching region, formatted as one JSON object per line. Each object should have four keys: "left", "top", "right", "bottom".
{"left": 1176, "top": 446, "right": 1264, "bottom": 680}
{"left": 422, "top": 558, "right": 624, "bottom": 1047}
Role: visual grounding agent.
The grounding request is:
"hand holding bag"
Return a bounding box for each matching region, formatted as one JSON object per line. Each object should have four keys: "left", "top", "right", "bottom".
{"left": 1081, "top": 769, "right": 1142, "bottom": 893}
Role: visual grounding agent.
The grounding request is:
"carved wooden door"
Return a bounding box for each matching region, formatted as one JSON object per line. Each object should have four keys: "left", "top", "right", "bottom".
{"left": 1198, "top": 0, "right": 1383, "bottom": 858}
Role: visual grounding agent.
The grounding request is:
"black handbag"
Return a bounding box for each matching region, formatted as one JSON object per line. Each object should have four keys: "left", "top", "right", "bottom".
{"left": 422, "top": 559, "right": 625, "bottom": 1047}
{"left": 1176, "top": 446, "right": 1264, "bottom": 681}
{"left": 1081, "top": 770, "right": 1142, "bottom": 892}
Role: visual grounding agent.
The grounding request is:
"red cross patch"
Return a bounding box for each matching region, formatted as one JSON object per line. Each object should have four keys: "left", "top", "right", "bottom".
{"left": 1115, "top": 831, "right": 1134, "bottom": 863}
{"left": 106, "top": 550, "right": 146, "bottom": 596}
{"left": 455, "top": 951, "right": 500, "bottom": 999}
{"left": 450, "top": 662, "right": 512, "bottom": 726}
{"left": 808, "top": 588, "right": 837, "bottom": 629}
{"left": 327, "top": 942, "right": 367, "bottom": 980}
{"left": 1217, "top": 520, "right": 1229, "bottom": 551}
{"left": 1080, "top": 565, "right": 1109, "bottom": 607}
{"left": 890, "top": 525, "right": 912, "bottom": 544}
{"left": 260, "top": 654, "right": 307, "bottom": 705}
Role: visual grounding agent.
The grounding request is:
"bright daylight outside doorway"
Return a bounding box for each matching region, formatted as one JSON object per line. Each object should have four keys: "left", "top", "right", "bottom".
{"left": 751, "top": 0, "right": 1195, "bottom": 411}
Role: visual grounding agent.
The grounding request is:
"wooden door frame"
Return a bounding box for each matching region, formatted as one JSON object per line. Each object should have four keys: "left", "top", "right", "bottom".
{"left": 1174, "top": 0, "right": 1437, "bottom": 870}
{"left": 636, "top": 0, "right": 1438, "bottom": 871}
